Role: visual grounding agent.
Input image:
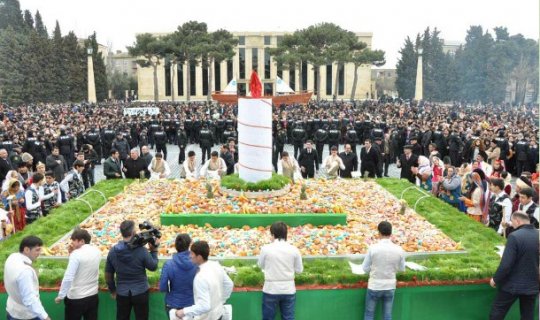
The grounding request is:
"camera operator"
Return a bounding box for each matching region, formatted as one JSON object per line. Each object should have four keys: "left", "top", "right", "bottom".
{"left": 105, "top": 220, "right": 160, "bottom": 320}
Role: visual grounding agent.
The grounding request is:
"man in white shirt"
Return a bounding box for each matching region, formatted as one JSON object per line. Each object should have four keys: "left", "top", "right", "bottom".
{"left": 173, "top": 241, "right": 234, "bottom": 320}
{"left": 4, "top": 235, "right": 51, "bottom": 320}
{"left": 60, "top": 160, "right": 85, "bottom": 200}
{"left": 181, "top": 151, "right": 198, "bottom": 179}
{"left": 200, "top": 151, "right": 227, "bottom": 180}
{"left": 362, "top": 221, "right": 405, "bottom": 320}
{"left": 323, "top": 146, "right": 346, "bottom": 179}
{"left": 55, "top": 228, "right": 101, "bottom": 320}
{"left": 258, "top": 221, "right": 303, "bottom": 320}
{"left": 517, "top": 187, "right": 539, "bottom": 229}
{"left": 24, "top": 173, "right": 44, "bottom": 224}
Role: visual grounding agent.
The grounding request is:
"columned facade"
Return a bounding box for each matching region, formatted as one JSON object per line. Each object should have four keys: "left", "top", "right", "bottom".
{"left": 137, "top": 31, "right": 374, "bottom": 101}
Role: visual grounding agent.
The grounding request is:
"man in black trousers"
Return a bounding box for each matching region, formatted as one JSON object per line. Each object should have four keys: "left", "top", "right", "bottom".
{"left": 397, "top": 145, "right": 419, "bottom": 184}
{"left": 360, "top": 139, "right": 379, "bottom": 178}
{"left": 339, "top": 144, "right": 358, "bottom": 178}
{"left": 489, "top": 211, "right": 539, "bottom": 320}
{"left": 297, "top": 140, "right": 319, "bottom": 179}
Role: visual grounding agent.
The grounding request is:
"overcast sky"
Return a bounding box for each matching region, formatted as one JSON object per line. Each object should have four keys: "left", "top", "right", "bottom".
{"left": 18, "top": 0, "right": 539, "bottom": 67}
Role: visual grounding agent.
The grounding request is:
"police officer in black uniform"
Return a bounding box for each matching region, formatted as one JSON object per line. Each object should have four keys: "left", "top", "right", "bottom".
{"left": 327, "top": 125, "right": 340, "bottom": 152}
{"left": 291, "top": 122, "right": 307, "bottom": 159}
{"left": 345, "top": 125, "right": 359, "bottom": 154}
{"left": 314, "top": 125, "right": 329, "bottom": 163}
{"left": 273, "top": 126, "right": 287, "bottom": 170}
{"left": 199, "top": 125, "right": 214, "bottom": 164}
{"left": 57, "top": 129, "right": 75, "bottom": 167}
{"left": 153, "top": 126, "right": 168, "bottom": 160}
{"left": 102, "top": 127, "right": 116, "bottom": 159}
{"left": 177, "top": 124, "right": 188, "bottom": 164}
{"left": 85, "top": 128, "right": 102, "bottom": 162}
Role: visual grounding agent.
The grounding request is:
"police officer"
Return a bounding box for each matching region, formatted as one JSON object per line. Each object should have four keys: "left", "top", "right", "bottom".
{"left": 199, "top": 125, "right": 214, "bottom": 164}
{"left": 112, "top": 132, "right": 130, "bottom": 165}
{"left": 85, "top": 128, "right": 102, "bottom": 162}
{"left": 273, "top": 126, "right": 287, "bottom": 170}
{"left": 57, "top": 129, "right": 75, "bottom": 167}
{"left": 345, "top": 125, "right": 359, "bottom": 154}
{"left": 327, "top": 125, "right": 340, "bottom": 152}
{"left": 153, "top": 126, "right": 168, "bottom": 160}
{"left": 177, "top": 125, "right": 188, "bottom": 164}
{"left": 102, "top": 127, "right": 117, "bottom": 159}
{"left": 514, "top": 133, "right": 529, "bottom": 177}
{"left": 314, "top": 125, "right": 329, "bottom": 163}
{"left": 291, "top": 122, "right": 307, "bottom": 159}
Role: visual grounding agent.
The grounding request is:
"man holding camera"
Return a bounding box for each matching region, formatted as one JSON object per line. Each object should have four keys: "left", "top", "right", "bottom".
{"left": 105, "top": 220, "right": 160, "bottom": 320}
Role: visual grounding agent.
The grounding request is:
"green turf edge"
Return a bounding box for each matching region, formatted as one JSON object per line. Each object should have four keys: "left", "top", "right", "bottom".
{"left": 1, "top": 178, "right": 505, "bottom": 288}
{"left": 160, "top": 213, "right": 348, "bottom": 227}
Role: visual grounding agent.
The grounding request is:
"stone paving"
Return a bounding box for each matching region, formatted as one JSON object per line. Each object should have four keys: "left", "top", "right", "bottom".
{"left": 93, "top": 144, "right": 403, "bottom": 182}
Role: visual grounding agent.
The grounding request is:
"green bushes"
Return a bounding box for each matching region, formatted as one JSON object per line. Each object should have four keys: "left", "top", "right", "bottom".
{"left": 221, "top": 173, "right": 290, "bottom": 191}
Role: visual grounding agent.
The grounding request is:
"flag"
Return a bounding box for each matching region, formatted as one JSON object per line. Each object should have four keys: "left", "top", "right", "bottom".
{"left": 249, "top": 69, "right": 262, "bottom": 98}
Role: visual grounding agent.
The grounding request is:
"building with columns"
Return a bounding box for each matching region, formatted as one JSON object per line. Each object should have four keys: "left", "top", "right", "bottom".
{"left": 137, "top": 31, "right": 374, "bottom": 102}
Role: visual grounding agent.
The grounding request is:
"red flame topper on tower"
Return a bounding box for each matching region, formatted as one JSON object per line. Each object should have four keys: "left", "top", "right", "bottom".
{"left": 249, "top": 69, "right": 262, "bottom": 98}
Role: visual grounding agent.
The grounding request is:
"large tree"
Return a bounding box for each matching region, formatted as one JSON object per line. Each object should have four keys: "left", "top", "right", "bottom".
{"left": 0, "top": 26, "right": 25, "bottom": 105}
{"left": 170, "top": 21, "right": 208, "bottom": 102}
{"left": 269, "top": 33, "right": 305, "bottom": 92}
{"left": 63, "top": 31, "right": 86, "bottom": 102}
{"left": 128, "top": 33, "right": 165, "bottom": 102}
{"left": 0, "top": 0, "right": 24, "bottom": 31}
{"left": 395, "top": 37, "right": 417, "bottom": 99}
{"left": 349, "top": 48, "right": 385, "bottom": 100}
{"left": 203, "top": 29, "right": 237, "bottom": 101}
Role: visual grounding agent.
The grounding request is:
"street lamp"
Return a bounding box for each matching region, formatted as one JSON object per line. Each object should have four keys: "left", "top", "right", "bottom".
{"left": 414, "top": 47, "right": 423, "bottom": 101}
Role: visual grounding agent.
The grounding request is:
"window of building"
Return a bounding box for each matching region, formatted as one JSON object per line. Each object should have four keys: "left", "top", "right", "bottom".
{"left": 238, "top": 36, "right": 245, "bottom": 46}
{"left": 177, "top": 63, "right": 184, "bottom": 96}
{"left": 301, "top": 61, "right": 307, "bottom": 91}
{"left": 214, "top": 61, "right": 221, "bottom": 91}
{"left": 338, "top": 63, "right": 344, "bottom": 95}
{"left": 252, "top": 48, "right": 258, "bottom": 72}
{"left": 165, "top": 60, "right": 171, "bottom": 96}
{"left": 289, "top": 68, "right": 295, "bottom": 91}
{"left": 264, "top": 83, "right": 273, "bottom": 96}
{"left": 264, "top": 35, "right": 271, "bottom": 45}
{"left": 264, "top": 48, "right": 271, "bottom": 79}
{"left": 326, "top": 64, "right": 332, "bottom": 95}
{"left": 227, "top": 59, "right": 233, "bottom": 82}
{"left": 202, "top": 64, "right": 208, "bottom": 96}
{"left": 238, "top": 83, "right": 246, "bottom": 96}
{"left": 313, "top": 67, "right": 318, "bottom": 95}
{"left": 239, "top": 48, "right": 245, "bottom": 79}
{"left": 190, "top": 63, "right": 196, "bottom": 96}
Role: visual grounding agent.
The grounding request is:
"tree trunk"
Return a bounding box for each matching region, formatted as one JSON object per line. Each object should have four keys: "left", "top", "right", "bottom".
{"left": 152, "top": 62, "right": 158, "bottom": 103}
{"left": 186, "top": 60, "right": 191, "bottom": 102}
{"left": 350, "top": 64, "right": 359, "bottom": 101}
{"left": 207, "top": 57, "right": 213, "bottom": 102}
{"left": 297, "top": 62, "right": 303, "bottom": 92}
{"left": 170, "top": 61, "right": 176, "bottom": 103}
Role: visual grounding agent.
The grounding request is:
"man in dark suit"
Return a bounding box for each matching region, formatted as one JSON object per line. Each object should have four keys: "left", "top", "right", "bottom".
{"left": 489, "top": 211, "right": 539, "bottom": 320}
{"left": 360, "top": 139, "right": 379, "bottom": 178}
{"left": 297, "top": 140, "right": 319, "bottom": 179}
{"left": 103, "top": 149, "right": 123, "bottom": 179}
{"left": 339, "top": 144, "right": 358, "bottom": 178}
{"left": 397, "top": 145, "right": 419, "bottom": 183}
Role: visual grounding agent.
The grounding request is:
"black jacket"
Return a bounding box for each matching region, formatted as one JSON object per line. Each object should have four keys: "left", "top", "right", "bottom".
{"left": 493, "top": 224, "right": 539, "bottom": 295}
{"left": 339, "top": 151, "right": 358, "bottom": 178}
{"left": 297, "top": 148, "right": 319, "bottom": 172}
{"left": 398, "top": 153, "right": 419, "bottom": 183}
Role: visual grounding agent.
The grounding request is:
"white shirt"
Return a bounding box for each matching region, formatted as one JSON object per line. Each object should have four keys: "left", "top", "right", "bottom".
{"left": 520, "top": 201, "right": 539, "bottom": 224}
{"left": 494, "top": 191, "right": 513, "bottom": 234}
{"left": 24, "top": 185, "right": 42, "bottom": 212}
{"left": 183, "top": 260, "right": 234, "bottom": 320}
{"left": 41, "top": 182, "right": 62, "bottom": 204}
{"left": 277, "top": 158, "right": 301, "bottom": 178}
{"left": 362, "top": 238, "right": 406, "bottom": 290}
{"left": 200, "top": 158, "right": 227, "bottom": 180}
{"left": 323, "top": 155, "right": 346, "bottom": 170}
{"left": 60, "top": 170, "right": 82, "bottom": 193}
{"left": 258, "top": 239, "right": 303, "bottom": 295}
{"left": 58, "top": 244, "right": 101, "bottom": 300}
{"left": 183, "top": 160, "right": 199, "bottom": 179}
{"left": 148, "top": 160, "right": 171, "bottom": 179}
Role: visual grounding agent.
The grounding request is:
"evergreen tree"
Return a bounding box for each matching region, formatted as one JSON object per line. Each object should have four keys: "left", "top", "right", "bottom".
{"left": 51, "top": 20, "right": 68, "bottom": 102}
{"left": 0, "top": 0, "right": 24, "bottom": 31}
{"left": 33, "top": 10, "right": 47, "bottom": 38}
{"left": 395, "top": 37, "right": 417, "bottom": 99}
{"left": 23, "top": 9, "right": 33, "bottom": 30}
{"left": 64, "top": 31, "right": 86, "bottom": 102}
{"left": 0, "top": 26, "right": 25, "bottom": 105}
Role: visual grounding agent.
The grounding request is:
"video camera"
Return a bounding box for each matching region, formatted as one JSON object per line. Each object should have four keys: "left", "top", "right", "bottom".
{"left": 128, "top": 221, "right": 161, "bottom": 249}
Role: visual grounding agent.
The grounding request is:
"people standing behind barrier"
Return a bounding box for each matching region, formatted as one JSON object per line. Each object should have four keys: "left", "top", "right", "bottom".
{"left": 159, "top": 234, "right": 197, "bottom": 319}
{"left": 362, "top": 221, "right": 405, "bottom": 320}
{"left": 55, "top": 228, "right": 101, "bottom": 320}
{"left": 172, "top": 240, "right": 234, "bottom": 320}
{"left": 105, "top": 220, "right": 160, "bottom": 320}
{"left": 4, "top": 235, "right": 51, "bottom": 320}
{"left": 258, "top": 221, "right": 303, "bottom": 320}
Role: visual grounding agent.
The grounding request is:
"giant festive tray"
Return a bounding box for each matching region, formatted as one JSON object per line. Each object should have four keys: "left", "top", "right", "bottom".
{"left": 48, "top": 179, "right": 461, "bottom": 258}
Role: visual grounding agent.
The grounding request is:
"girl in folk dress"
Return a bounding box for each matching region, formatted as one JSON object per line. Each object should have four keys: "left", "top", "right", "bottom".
{"left": 1, "top": 180, "right": 26, "bottom": 232}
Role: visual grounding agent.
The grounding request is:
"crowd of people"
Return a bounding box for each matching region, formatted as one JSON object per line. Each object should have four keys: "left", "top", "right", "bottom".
{"left": 0, "top": 100, "right": 537, "bottom": 239}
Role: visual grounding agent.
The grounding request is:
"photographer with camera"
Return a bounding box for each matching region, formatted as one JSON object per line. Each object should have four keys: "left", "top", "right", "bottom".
{"left": 105, "top": 220, "right": 160, "bottom": 320}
